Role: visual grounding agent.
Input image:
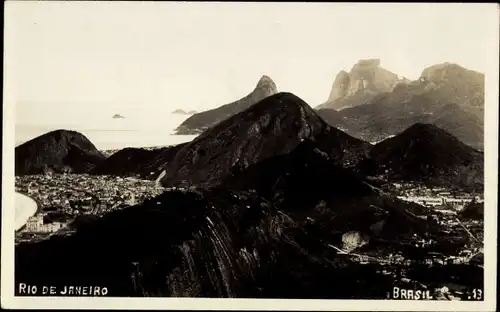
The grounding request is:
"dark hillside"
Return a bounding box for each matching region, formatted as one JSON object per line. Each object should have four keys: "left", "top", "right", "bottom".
{"left": 361, "top": 123, "right": 483, "bottom": 189}
{"left": 15, "top": 130, "right": 106, "bottom": 175}
{"left": 91, "top": 143, "right": 187, "bottom": 179}
{"left": 163, "top": 92, "right": 369, "bottom": 188}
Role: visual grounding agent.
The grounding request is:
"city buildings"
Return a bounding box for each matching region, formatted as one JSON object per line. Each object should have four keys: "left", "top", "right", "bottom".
{"left": 391, "top": 182, "right": 482, "bottom": 211}
{"left": 15, "top": 174, "right": 166, "bottom": 243}
{"left": 24, "top": 215, "right": 62, "bottom": 233}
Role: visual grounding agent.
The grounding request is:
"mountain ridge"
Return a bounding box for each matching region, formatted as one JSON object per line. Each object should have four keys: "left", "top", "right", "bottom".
{"left": 163, "top": 92, "right": 370, "bottom": 188}
{"left": 317, "top": 62, "right": 484, "bottom": 150}
{"left": 175, "top": 75, "right": 278, "bottom": 135}
{"left": 90, "top": 143, "right": 188, "bottom": 178}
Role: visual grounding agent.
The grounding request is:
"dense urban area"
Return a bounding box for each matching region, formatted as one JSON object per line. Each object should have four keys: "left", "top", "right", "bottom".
{"left": 15, "top": 174, "right": 167, "bottom": 244}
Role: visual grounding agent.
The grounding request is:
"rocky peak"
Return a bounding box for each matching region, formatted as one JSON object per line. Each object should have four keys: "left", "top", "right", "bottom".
{"left": 175, "top": 75, "right": 278, "bottom": 135}
{"left": 328, "top": 71, "right": 350, "bottom": 101}
{"left": 254, "top": 75, "right": 278, "bottom": 95}
{"left": 323, "top": 59, "right": 401, "bottom": 109}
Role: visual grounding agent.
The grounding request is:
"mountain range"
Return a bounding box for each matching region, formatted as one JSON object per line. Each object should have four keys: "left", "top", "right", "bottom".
{"left": 175, "top": 75, "right": 278, "bottom": 135}
{"left": 14, "top": 84, "right": 484, "bottom": 297}
{"left": 15, "top": 90, "right": 483, "bottom": 190}
{"left": 315, "top": 62, "right": 484, "bottom": 150}
{"left": 171, "top": 61, "right": 483, "bottom": 151}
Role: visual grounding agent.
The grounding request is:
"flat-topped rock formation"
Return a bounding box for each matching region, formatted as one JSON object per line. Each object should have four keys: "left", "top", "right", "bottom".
{"left": 320, "top": 59, "right": 409, "bottom": 110}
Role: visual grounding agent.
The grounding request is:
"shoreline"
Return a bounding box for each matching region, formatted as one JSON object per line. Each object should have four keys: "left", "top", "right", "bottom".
{"left": 15, "top": 191, "right": 41, "bottom": 232}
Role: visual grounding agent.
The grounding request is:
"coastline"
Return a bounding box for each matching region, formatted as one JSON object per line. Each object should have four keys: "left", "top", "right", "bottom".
{"left": 15, "top": 191, "right": 40, "bottom": 232}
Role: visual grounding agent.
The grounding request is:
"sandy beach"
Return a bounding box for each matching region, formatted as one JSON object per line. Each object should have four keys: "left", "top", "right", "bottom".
{"left": 15, "top": 192, "right": 38, "bottom": 231}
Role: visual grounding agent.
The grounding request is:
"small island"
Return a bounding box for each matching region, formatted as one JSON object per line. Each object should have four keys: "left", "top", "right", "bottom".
{"left": 172, "top": 109, "right": 188, "bottom": 115}
{"left": 172, "top": 109, "right": 197, "bottom": 115}
{"left": 112, "top": 114, "right": 125, "bottom": 119}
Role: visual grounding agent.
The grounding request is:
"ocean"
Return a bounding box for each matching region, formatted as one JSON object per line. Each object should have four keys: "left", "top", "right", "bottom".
{"left": 15, "top": 114, "right": 198, "bottom": 151}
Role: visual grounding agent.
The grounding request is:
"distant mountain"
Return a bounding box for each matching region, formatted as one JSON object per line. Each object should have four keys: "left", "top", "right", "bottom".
{"left": 162, "top": 92, "right": 370, "bottom": 188}
{"left": 319, "top": 63, "right": 485, "bottom": 150}
{"left": 15, "top": 130, "right": 106, "bottom": 175}
{"left": 175, "top": 75, "right": 278, "bottom": 135}
{"left": 419, "top": 63, "right": 484, "bottom": 113}
{"left": 91, "top": 143, "right": 187, "bottom": 179}
{"left": 332, "top": 93, "right": 483, "bottom": 146}
{"left": 112, "top": 114, "right": 125, "bottom": 119}
{"left": 187, "top": 110, "right": 197, "bottom": 115}
{"left": 360, "top": 123, "right": 483, "bottom": 189}
{"left": 319, "top": 59, "right": 410, "bottom": 110}
{"left": 172, "top": 109, "right": 188, "bottom": 115}
{"left": 331, "top": 92, "right": 443, "bottom": 144}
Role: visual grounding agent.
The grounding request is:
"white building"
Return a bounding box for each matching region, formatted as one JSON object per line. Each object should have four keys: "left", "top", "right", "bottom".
{"left": 24, "top": 215, "right": 43, "bottom": 232}
{"left": 24, "top": 216, "right": 62, "bottom": 233}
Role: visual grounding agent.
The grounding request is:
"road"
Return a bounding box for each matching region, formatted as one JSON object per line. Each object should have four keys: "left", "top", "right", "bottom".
{"left": 15, "top": 192, "right": 38, "bottom": 231}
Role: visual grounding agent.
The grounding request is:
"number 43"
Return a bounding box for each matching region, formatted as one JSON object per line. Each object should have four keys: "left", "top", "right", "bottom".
{"left": 472, "top": 289, "right": 483, "bottom": 300}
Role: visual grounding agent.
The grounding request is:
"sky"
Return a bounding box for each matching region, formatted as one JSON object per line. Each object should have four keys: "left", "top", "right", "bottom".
{"left": 4, "top": 2, "right": 498, "bottom": 127}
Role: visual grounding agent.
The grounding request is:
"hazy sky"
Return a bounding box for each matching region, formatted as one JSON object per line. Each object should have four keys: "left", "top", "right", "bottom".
{"left": 5, "top": 2, "right": 498, "bottom": 126}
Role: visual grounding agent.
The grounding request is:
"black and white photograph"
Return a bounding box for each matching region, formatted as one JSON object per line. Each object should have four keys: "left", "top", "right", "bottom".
{"left": 2, "top": 1, "right": 499, "bottom": 310}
